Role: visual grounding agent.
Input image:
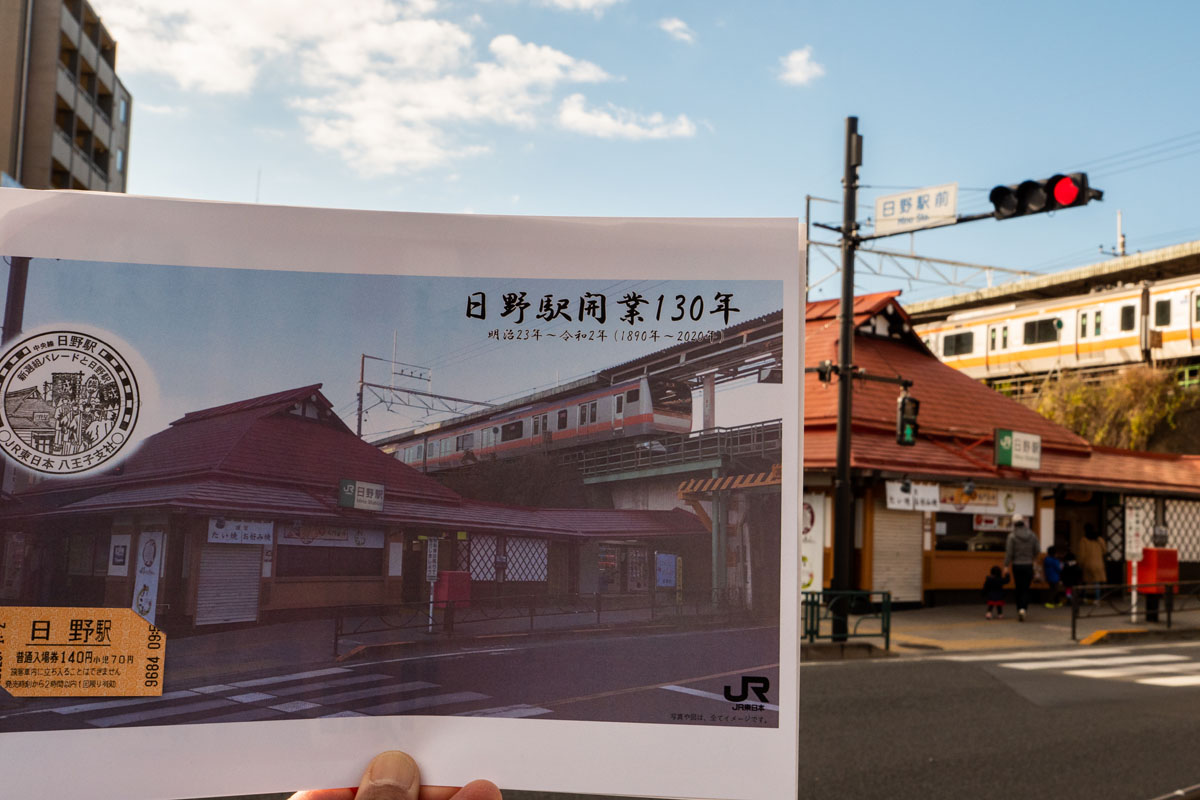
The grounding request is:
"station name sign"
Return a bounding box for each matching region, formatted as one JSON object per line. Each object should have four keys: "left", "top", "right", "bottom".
{"left": 874, "top": 182, "right": 958, "bottom": 236}
{"left": 994, "top": 428, "right": 1041, "bottom": 470}
{"left": 338, "top": 479, "right": 385, "bottom": 511}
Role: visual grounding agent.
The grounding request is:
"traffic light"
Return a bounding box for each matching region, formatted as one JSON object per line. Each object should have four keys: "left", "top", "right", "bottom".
{"left": 896, "top": 393, "right": 919, "bottom": 446}
{"left": 988, "top": 172, "right": 1102, "bottom": 220}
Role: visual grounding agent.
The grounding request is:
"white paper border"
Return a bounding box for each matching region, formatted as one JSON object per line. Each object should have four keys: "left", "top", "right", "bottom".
{"left": 0, "top": 189, "right": 801, "bottom": 800}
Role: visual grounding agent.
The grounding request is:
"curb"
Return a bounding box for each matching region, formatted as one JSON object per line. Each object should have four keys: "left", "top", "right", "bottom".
{"left": 800, "top": 642, "right": 892, "bottom": 661}
{"left": 335, "top": 617, "right": 758, "bottom": 663}
{"left": 1079, "top": 627, "right": 1200, "bottom": 646}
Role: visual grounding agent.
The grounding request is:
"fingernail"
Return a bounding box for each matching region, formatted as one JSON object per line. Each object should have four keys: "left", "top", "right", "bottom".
{"left": 366, "top": 751, "right": 418, "bottom": 792}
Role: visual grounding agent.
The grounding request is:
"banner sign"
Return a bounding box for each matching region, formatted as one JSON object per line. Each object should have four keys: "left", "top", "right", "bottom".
{"left": 884, "top": 481, "right": 939, "bottom": 511}
{"left": 801, "top": 493, "right": 828, "bottom": 592}
{"left": 131, "top": 531, "right": 164, "bottom": 625}
{"left": 278, "top": 525, "right": 385, "bottom": 548}
{"left": 207, "top": 518, "right": 274, "bottom": 545}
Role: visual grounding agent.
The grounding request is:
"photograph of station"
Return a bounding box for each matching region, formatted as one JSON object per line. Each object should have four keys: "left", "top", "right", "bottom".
{"left": 0, "top": 257, "right": 786, "bottom": 731}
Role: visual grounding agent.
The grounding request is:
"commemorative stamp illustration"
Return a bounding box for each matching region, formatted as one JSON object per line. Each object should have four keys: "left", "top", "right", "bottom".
{"left": 0, "top": 329, "right": 140, "bottom": 475}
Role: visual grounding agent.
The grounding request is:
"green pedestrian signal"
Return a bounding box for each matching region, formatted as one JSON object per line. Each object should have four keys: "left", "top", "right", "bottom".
{"left": 896, "top": 393, "right": 919, "bottom": 446}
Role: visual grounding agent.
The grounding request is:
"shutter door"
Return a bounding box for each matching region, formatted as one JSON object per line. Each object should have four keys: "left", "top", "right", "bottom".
{"left": 872, "top": 501, "right": 923, "bottom": 603}
{"left": 196, "top": 544, "right": 262, "bottom": 625}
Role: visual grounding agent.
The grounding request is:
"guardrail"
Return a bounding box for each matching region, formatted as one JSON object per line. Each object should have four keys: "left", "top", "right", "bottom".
{"left": 333, "top": 587, "right": 752, "bottom": 656}
{"left": 1070, "top": 580, "right": 1200, "bottom": 640}
{"left": 801, "top": 590, "right": 891, "bottom": 650}
{"left": 565, "top": 419, "right": 782, "bottom": 478}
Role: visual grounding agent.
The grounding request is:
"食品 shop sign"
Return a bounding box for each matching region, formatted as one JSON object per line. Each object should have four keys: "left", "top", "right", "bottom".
{"left": 207, "top": 518, "right": 274, "bottom": 545}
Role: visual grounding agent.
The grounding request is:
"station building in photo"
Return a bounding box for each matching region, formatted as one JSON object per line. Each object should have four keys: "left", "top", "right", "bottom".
{"left": 0, "top": 385, "right": 711, "bottom": 630}
{"left": 804, "top": 293, "right": 1200, "bottom": 603}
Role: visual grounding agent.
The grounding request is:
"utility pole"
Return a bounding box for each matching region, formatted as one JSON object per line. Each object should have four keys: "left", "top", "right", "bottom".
{"left": 3, "top": 257, "right": 29, "bottom": 345}
{"left": 832, "top": 117, "right": 861, "bottom": 640}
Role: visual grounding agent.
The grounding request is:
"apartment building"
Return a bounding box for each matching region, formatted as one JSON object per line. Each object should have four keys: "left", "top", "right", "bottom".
{"left": 0, "top": 0, "right": 132, "bottom": 191}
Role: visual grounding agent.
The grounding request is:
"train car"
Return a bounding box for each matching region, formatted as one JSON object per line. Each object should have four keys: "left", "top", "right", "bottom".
{"left": 386, "top": 375, "right": 692, "bottom": 471}
{"left": 914, "top": 272, "right": 1200, "bottom": 382}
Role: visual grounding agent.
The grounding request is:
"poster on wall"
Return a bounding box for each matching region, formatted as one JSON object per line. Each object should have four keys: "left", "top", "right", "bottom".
{"left": 0, "top": 189, "right": 800, "bottom": 800}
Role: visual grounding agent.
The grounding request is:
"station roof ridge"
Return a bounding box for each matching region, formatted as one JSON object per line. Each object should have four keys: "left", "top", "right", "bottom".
{"left": 170, "top": 383, "right": 329, "bottom": 426}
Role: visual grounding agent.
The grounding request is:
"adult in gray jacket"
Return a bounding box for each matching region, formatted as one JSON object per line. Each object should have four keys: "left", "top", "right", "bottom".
{"left": 1004, "top": 513, "right": 1040, "bottom": 622}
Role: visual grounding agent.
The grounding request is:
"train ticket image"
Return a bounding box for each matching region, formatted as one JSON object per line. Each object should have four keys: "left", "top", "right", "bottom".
{"left": 0, "top": 189, "right": 801, "bottom": 800}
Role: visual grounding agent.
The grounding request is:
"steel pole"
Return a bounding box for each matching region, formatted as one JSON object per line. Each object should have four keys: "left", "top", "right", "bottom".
{"left": 832, "top": 117, "right": 861, "bottom": 640}
{"left": 356, "top": 353, "right": 365, "bottom": 437}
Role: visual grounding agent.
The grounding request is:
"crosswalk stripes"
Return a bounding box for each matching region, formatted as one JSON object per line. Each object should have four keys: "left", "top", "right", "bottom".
{"left": 942, "top": 647, "right": 1200, "bottom": 688}
{"left": 16, "top": 667, "right": 518, "bottom": 729}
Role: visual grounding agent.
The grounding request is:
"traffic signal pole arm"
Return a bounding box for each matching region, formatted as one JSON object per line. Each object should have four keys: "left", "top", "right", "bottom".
{"left": 816, "top": 210, "right": 1005, "bottom": 242}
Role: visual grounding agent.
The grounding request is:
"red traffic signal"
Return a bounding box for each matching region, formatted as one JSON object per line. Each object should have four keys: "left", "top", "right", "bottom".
{"left": 989, "top": 172, "right": 1101, "bottom": 220}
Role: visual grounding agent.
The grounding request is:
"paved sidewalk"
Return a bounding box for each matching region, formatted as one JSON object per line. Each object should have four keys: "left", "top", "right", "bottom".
{"left": 803, "top": 598, "right": 1200, "bottom": 659}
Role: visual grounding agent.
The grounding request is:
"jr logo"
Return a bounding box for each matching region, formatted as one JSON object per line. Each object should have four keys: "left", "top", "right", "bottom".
{"left": 723, "top": 675, "right": 771, "bottom": 703}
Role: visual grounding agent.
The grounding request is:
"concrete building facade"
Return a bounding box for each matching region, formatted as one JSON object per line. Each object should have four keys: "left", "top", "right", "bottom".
{"left": 0, "top": 0, "right": 132, "bottom": 190}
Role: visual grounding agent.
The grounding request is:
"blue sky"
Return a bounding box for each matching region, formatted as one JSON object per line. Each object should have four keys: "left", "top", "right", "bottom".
{"left": 86, "top": 0, "right": 1200, "bottom": 307}
{"left": 23, "top": 260, "right": 782, "bottom": 437}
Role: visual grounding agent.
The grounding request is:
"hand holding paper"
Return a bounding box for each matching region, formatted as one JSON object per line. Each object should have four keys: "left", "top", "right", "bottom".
{"left": 289, "top": 751, "right": 501, "bottom": 800}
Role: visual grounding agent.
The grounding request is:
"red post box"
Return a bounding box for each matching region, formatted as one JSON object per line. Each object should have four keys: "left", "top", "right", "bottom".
{"left": 434, "top": 570, "right": 471, "bottom": 609}
{"left": 1127, "top": 547, "right": 1179, "bottom": 594}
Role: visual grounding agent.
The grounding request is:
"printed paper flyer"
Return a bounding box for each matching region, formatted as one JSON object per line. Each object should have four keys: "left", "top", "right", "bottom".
{"left": 0, "top": 189, "right": 801, "bottom": 800}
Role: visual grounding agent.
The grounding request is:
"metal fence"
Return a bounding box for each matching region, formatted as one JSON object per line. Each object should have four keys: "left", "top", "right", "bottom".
{"left": 563, "top": 419, "right": 782, "bottom": 478}
{"left": 801, "top": 590, "right": 891, "bottom": 650}
{"left": 333, "top": 588, "right": 752, "bottom": 656}
{"left": 1070, "top": 580, "right": 1200, "bottom": 640}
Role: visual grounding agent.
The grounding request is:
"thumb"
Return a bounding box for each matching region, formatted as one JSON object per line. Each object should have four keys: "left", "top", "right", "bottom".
{"left": 356, "top": 751, "right": 421, "bottom": 800}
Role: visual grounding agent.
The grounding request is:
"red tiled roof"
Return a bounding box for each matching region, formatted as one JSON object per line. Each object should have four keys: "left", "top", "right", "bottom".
{"left": 805, "top": 298, "right": 1088, "bottom": 448}
{"left": 532, "top": 506, "right": 707, "bottom": 538}
{"left": 35, "top": 482, "right": 706, "bottom": 539}
{"left": 804, "top": 294, "right": 1200, "bottom": 496}
{"left": 805, "top": 291, "right": 900, "bottom": 325}
{"left": 10, "top": 386, "right": 708, "bottom": 539}
{"left": 19, "top": 385, "right": 461, "bottom": 506}
{"left": 171, "top": 384, "right": 333, "bottom": 426}
{"left": 53, "top": 481, "right": 334, "bottom": 517}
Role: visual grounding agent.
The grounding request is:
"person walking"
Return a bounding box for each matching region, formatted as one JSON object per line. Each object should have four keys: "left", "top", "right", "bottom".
{"left": 983, "top": 565, "right": 1009, "bottom": 619}
{"left": 1004, "top": 513, "right": 1040, "bottom": 622}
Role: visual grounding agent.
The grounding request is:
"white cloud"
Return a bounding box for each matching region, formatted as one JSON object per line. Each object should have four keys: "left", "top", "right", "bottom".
{"left": 94, "top": 0, "right": 688, "bottom": 175}
{"left": 779, "top": 46, "right": 825, "bottom": 86}
{"left": 558, "top": 94, "right": 696, "bottom": 140}
{"left": 136, "top": 102, "right": 183, "bottom": 115}
{"left": 539, "top": 0, "right": 624, "bottom": 14}
{"left": 658, "top": 17, "right": 695, "bottom": 44}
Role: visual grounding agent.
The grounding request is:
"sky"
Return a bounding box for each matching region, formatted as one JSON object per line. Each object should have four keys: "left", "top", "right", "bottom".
{"left": 19, "top": 260, "right": 783, "bottom": 439}
{"left": 78, "top": 0, "right": 1200, "bottom": 309}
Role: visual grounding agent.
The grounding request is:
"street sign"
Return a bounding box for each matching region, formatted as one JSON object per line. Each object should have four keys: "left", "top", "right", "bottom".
{"left": 994, "top": 428, "right": 1041, "bottom": 470}
{"left": 1126, "top": 529, "right": 1145, "bottom": 563}
{"left": 874, "top": 183, "right": 958, "bottom": 236}
{"left": 425, "top": 537, "right": 440, "bottom": 582}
